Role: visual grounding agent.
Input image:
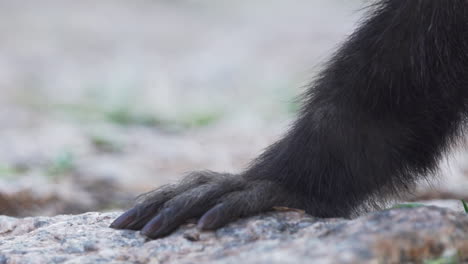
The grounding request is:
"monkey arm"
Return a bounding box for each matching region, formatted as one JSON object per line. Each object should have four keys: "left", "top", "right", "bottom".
{"left": 111, "top": 0, "right": 468, "bottom": 239}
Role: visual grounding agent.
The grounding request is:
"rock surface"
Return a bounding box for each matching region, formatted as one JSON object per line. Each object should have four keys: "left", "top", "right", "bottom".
{"left": 1, "top": 204, "right": 468, "bottom": 264}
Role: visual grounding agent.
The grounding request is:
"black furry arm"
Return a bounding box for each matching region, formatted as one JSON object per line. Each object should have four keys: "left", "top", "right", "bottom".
{"left": 247, "top": 0, "right": 468, "bottom": 216}
{"left": 111, "top": 0, "right": 468, "bottom": 238}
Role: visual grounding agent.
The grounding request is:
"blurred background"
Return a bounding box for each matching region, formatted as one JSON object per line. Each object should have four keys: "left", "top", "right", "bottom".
{"left": 1, "top": 0, "right": 467, "bottom": 217}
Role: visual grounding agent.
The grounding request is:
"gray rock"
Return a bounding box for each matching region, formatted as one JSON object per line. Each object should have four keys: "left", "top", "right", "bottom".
{"left": 1, "top": 206, "right": 468, "bottom": 264}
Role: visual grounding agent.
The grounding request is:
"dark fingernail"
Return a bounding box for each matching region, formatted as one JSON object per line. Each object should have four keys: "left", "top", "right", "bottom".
{"left": 198, "top": 203, "right": 224, "bottom": 230}
{"left": 141, "top": 208, "right": 172, "bottom": 237}
{"left": 110, "top": 208, "right": 137, "bottom": 229}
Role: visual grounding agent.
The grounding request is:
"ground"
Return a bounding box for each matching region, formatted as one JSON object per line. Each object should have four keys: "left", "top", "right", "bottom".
{"left": 1, "top": 205, "right": 468, "bottom": 263}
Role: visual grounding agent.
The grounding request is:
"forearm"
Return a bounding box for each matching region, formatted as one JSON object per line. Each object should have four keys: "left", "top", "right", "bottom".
{"left": 244, "top": 0, "right": 468, "bottom": 217}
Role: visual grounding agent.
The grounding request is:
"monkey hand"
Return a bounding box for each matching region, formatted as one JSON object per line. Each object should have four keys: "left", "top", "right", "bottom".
{"left": 110, "top": 171, "right": 303, "bottom": 239}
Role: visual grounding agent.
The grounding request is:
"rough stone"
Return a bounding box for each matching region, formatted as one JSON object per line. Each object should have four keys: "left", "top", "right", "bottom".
{"left": 1, "top": 205, "right": 468, "bottom": 264}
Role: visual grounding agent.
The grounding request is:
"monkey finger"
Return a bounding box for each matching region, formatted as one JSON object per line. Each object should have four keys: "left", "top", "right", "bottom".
{"left": 140, "top": 202, "right": 211, "bottom": 239}
{"left": 110, "top": 186, "right": 173, "bottom": 230}
{"left": 198, "top": 181, "right": 295, "bottom": 230}
{"left": 110, "top": 207, "right": 139, "bottom": 229}
{"left": 140, "top": 179, "right": 244, "bottom": 238}
{"left": 110, "top": 201, "right": 163, "bottom": 230}
{"left": 111, "top": 172, "right": 226, "bottom": 230}
{"left": 140, "top": 208, "right": 175, "bottom": 238}
{"left": 197, "top": 203, "right": 232, "bottom": 230}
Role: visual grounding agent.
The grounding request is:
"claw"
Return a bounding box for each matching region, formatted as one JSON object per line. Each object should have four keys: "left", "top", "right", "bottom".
{"left": 141, "top": 208, "right": 173, "bottom": 238}
{"left": 110, "top": 208, "right": 138, "bottom": 229}
{"left": 198, "top": 203, "right": 228, "bottom": 230}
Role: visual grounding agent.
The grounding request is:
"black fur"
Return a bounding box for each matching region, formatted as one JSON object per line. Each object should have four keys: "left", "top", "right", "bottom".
{"left": 111, "top": 0, "right": 468, "bottom": 238}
